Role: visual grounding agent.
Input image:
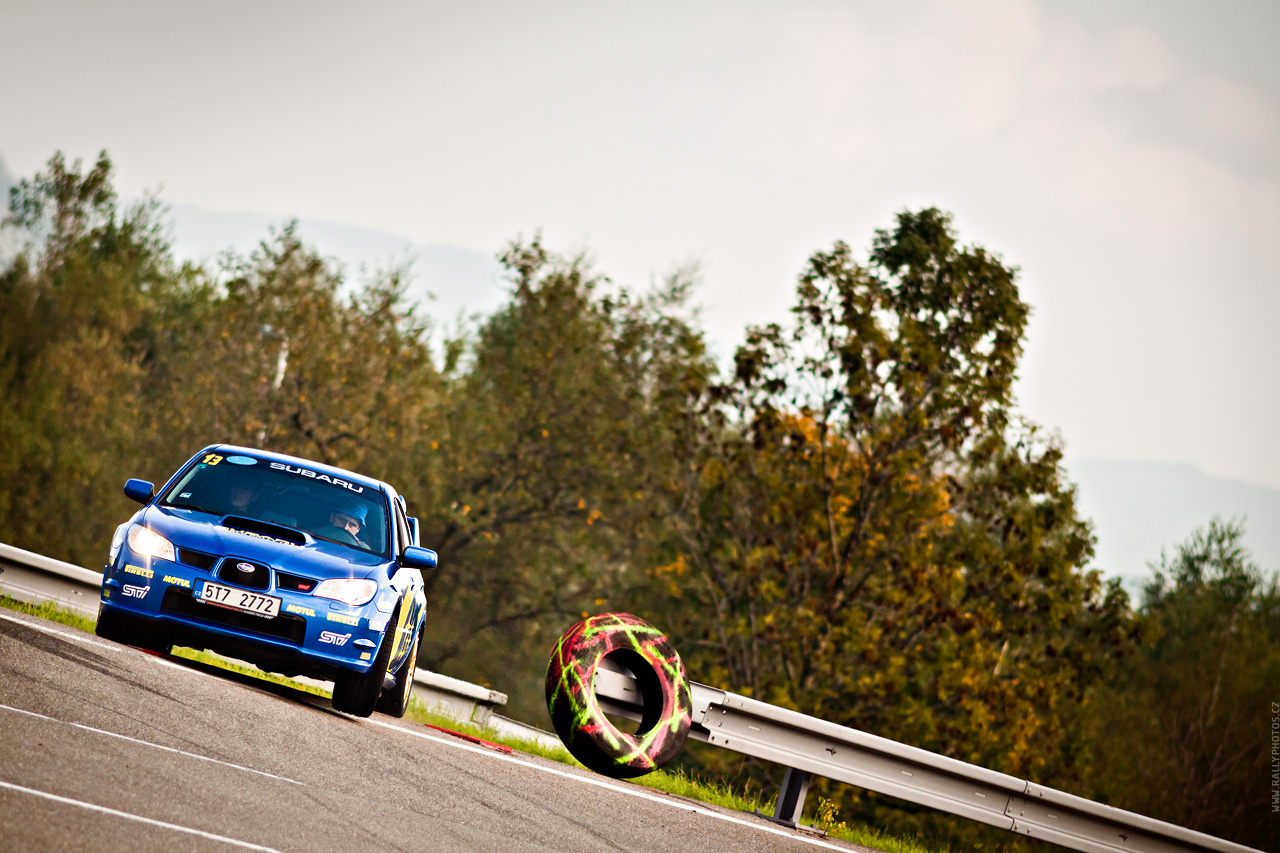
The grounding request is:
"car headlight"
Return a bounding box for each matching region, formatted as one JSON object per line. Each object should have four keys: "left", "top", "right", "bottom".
{"left": 108, "top": 523, "right": 129, "bottom": 562}
{"left": 313, "top": 578, "right": 377, "bottom": 607}
{"left": 127, "top": 523, "right": 176, "bottom": 562}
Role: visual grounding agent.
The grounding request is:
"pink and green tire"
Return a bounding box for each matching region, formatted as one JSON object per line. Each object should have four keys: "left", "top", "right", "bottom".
{"left": 545, "top": 612, "right": 692, "bottom": 778}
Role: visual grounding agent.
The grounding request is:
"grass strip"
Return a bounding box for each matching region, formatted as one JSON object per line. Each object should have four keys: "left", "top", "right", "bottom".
{"left": 0, "top": 594, "right": 97, "bottom": 634}
{"left": 0, "top": 594, "right": 937, "bottom": 852}
{"left": 168, "top": 647, "right": 333, "bottom": 696}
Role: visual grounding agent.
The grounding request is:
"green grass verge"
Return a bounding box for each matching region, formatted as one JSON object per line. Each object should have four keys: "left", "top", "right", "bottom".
{"left": 168, "top": 647, "right": 333, "bottom": 696}
{"left": 402, "top": 697, "right": 938, "bottom": 853}
{"left": 0, "top": 593, "right": 98, "bottom": 634}
{"left": 0, "top": 593, "right": 937, "bottom": 852}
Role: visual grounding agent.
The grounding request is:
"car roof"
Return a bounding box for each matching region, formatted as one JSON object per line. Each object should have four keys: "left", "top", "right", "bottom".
{"left": 208, "top": 444, "right": 389, "bottom": 496}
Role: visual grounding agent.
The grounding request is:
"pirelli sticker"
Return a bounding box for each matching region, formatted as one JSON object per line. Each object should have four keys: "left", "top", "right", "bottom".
{"left": 124, "top": 564, "right": 154, "bottom": 579}
{"left": 327, "top": 613, "right": 359, "bottom": 627}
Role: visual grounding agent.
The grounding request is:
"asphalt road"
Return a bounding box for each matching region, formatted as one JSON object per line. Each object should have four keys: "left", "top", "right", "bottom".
{"left": 0, "top": 610, "right": 869, "bottom": 853}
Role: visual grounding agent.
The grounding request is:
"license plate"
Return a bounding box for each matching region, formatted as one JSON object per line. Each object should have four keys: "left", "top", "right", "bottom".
{"left": 196, "top": 581, "right": 280, "bottom": 618}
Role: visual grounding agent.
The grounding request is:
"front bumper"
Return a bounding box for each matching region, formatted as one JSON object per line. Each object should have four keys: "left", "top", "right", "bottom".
{"left": 102, "top": 548, "right": 386, "bottom": 679}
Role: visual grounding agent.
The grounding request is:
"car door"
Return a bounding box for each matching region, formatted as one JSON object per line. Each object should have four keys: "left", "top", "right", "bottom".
{"left": 385, "top": 497, "right": 426, "bottom": 669}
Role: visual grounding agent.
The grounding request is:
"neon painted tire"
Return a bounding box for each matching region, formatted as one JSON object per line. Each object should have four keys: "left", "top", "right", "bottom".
{"left": 545, "top": 612, "right": 692, "bottom": 778}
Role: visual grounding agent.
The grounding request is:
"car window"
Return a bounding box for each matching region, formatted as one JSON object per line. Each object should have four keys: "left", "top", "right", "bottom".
{"left": 394, "top": 503, "right": 410, "bottom": 556}
{"left": 160, "top": 452, "right": 391, "bottom": 557}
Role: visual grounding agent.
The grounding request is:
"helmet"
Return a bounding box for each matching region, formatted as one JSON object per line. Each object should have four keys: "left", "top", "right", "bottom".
{"left": 334, "top": 500, "right": 368, "bottom": 524}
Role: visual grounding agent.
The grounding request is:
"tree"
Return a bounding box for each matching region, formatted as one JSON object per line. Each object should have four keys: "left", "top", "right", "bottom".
{"left": 0, "top": 152, "right": 177, "bottom": 565}
{"left": 414, "top": 238, "right": 711, "bottom": 715}
{"left": 138, "top": 224, "right": 443, "bottom": 478}
{"left": 1081, "top": 518, "right": 1280, "bottom": 849}
{"left": 636, "top": 209, "right": 1133, "bottom": 845}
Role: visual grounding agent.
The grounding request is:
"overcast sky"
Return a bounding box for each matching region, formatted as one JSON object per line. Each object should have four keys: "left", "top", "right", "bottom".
{"left": 3, "top": 0, "right": 1277, "bottom": 490}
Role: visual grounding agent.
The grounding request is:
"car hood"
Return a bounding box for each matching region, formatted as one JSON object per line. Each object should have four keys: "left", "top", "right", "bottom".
{"left": 140, "top": 505, "right": 388, "bottom": 580}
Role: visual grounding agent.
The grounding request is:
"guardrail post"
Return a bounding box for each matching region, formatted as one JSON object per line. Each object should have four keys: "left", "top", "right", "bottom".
{"left": 756, "top": 767, "right": 814, "bottom": 830}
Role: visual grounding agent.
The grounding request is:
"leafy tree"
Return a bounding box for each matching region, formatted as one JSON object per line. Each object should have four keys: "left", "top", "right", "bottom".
{"left": 0, "top": 152, "right": 177, "bottom": 565}
{"left": 1081, "top": 518, "right": 1280, "bottom": 849}
{"left": 0, "top": 153, "right": 446, "bottom": 569}
{"left": 416, "top": 239, "right": 711, "bottom": 714}
{"left": 637, "top": 210, "right": 1134, "bottom": 845}
{"left": 138, "top": 225, "right": 442, "bottom": 477}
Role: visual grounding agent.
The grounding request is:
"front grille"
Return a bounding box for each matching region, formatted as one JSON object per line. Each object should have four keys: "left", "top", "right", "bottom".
{"left": 178, "top": 548, "right": 217, "bottom": 571}
{"left": 161, "top": 588, "right": 306, "bottom": 644}
{"left": 276, "top": 572, "right": 316, "bottom": 593}
{"left": 216, "top": 558, "right": 270, "bottom": 590}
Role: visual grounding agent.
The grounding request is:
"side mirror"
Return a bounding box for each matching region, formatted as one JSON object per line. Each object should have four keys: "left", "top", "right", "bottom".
{"left": 124, "top": 479, "right": 154, "bottom": 504}
{"left": 401, "top": 546, "right": 437, "bottom": 570}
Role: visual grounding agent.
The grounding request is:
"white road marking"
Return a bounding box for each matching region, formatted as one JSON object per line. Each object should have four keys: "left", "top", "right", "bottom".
{"left": 0, "top": 778, "right": 281, "bottom": 851}
{"left": 0, "top": 702, "right": 302, "bottom": 785}
{"left": 0, "top": 609, "right": 116, "bottom": 650}
{"left": 0, "top": 609, "right": 216, "bottom": 675}
{"left": 366, "top": 718, "right": 854, "bottom": 851}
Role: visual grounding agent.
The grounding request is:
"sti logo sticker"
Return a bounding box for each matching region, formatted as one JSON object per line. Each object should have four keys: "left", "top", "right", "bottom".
{"left": 122, "top": 584, "right": 148, "bottom": 598}
{"left": 318, "top": 631, "right": 351, "bottom": 646}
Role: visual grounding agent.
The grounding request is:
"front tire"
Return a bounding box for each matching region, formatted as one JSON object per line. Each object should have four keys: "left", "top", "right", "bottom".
{"left": 376, "top": 626, "right": 419, "bottom": 718}
{"left": 95, "top": 603, "right": 138, "bottom": 644}
{"left": 96, "top": 604, "right": 173, "bottom": 654}
{"left": 332, "top": 614, "right": 396, "bottom": 717}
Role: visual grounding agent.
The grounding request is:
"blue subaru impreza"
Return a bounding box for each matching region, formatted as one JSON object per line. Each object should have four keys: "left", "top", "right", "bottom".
{"left": 96, "top": 444, "right": 437, "bottom": 718}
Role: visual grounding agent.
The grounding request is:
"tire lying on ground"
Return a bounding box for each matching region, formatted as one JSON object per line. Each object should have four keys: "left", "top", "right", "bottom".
{"left": 545, "top": 612, "right": 692, "bottom": 778}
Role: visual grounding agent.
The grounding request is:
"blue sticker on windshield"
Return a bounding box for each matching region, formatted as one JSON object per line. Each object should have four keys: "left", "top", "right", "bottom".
{"left": 225, "top": 455, "right": 257, "bottom": 466}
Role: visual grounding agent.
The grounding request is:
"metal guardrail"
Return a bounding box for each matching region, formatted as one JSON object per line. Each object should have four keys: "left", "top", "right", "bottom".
{"left": 0, "top": 542, "right": 103, "bottom": 618}
{"left": 593, "top": 658, "right": 1261, "bottom": 853}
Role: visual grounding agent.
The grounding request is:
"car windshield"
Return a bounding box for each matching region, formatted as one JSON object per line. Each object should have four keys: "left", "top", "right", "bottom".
{"left": 160, "top": 452, "right": 391, "bottom": 557}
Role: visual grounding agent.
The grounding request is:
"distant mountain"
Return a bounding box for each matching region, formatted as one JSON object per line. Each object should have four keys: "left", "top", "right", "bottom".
{"left": 1066, "top": 457, "right": 1280, "bottom": 598}
{"left": 165, "top": 203, "right": 509, "bottom": 334}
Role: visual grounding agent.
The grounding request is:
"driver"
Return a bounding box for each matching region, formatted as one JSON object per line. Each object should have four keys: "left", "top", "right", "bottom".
{"left": 318, "top": 500, "right": 370, "bottom": 550}
{"left": 229, "top": 482, "right": 258, "bottom": 515}
{"left": 227, "top": 480, "right": 297, "bottom": 528}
